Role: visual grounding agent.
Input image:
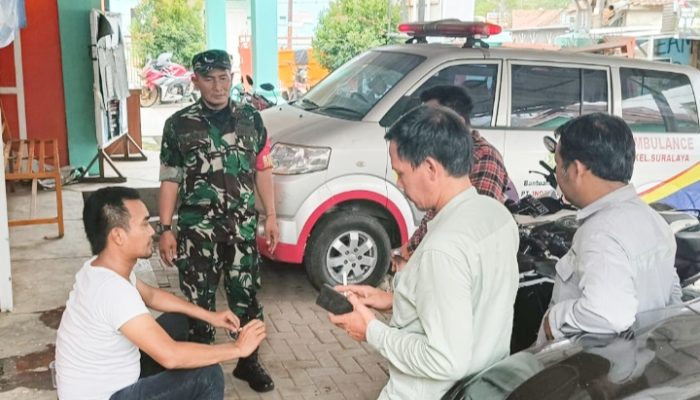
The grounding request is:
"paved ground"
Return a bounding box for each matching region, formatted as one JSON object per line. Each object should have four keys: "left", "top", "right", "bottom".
{"left": 0, "top": 145, "right": 390, "bottom": 399}
{"left": 140, "top": 102, "right": 184, "bottom": 137}
{"left": 140, "top": 102, "right": 187, "bottom": 151}
{"left": 152, "top": 249, "right": 390, "bottom": 400}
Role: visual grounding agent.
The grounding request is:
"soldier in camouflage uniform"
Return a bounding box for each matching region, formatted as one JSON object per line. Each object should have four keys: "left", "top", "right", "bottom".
{"left": 158, "top": 49, "right": 279, "bottom": 392}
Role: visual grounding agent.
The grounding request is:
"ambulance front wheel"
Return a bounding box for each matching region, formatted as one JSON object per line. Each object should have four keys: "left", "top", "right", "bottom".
{"left": 305, "top": 211, "right": 391, "bottom": 291}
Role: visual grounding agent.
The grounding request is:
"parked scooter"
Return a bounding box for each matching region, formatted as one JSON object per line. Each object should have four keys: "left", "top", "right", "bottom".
{"left": 140, "top": 52, "right": 198, "bottom": 107}
{"left": 231, "top": 75, "right": 277, "bottom": 111}
{"left": 509, "top": 136, "right": 700, "bottom": 353}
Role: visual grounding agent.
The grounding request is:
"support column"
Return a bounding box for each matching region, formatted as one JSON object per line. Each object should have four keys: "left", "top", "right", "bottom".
{"left": 12, "top": 33, "right": 26, "bottom": 140}
{"left": 205, "top": 0, "right": 227, "bottom": 50}
{"left": 251, "top": 0, "right": 278, "bottom": 90}
{"left": 0, "top": 111, "right": 12, "bottom": 312}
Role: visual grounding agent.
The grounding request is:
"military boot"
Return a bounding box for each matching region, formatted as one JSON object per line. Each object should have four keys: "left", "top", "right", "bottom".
{"left": 233, "top": 348, "right": 274, "bottom": 392}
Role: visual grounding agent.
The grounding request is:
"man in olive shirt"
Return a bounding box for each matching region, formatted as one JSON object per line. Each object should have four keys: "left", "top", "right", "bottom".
{"left": 330, "top": 105, "right": 520, "bottom": 399}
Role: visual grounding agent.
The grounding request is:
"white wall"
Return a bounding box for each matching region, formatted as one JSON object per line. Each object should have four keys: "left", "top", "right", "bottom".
{"left": 441, "top": 0, "right": 475, "bottom": 21}
{"left": 626, "top": 9, "right": 663, "bottom": 29}
{"left": 226, "top": 0, "right": 250, "bottom": 72}
{"left": 410, "top": 0, "right": 475, "bottom": 21}
{"left": 108, "top": 0, "right": 138, "bottom": 35}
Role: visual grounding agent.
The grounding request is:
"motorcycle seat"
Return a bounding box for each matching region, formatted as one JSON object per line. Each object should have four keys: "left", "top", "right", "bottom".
{"left": 657, "top": 210, "right": 699, "bottom": 234}
{"left": 676, "top": 224, "right": 700, "bottom": 260}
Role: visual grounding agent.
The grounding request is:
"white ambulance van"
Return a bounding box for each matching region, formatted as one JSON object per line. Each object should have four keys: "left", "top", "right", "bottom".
{"left": 258, "top": 21, "right": 700, "bottom": 289}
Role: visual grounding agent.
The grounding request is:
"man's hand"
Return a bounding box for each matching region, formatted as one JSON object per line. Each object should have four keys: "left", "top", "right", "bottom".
{"left": 233, "top": 320, "right": 266, "bottom": 358}
{"left": 399, "top": 242, "right": 411, "bottom": 260}
{"left": 159, "top": 231, "right": 177, "bottom": 267}
{"left": 390, "top": 243, "right": 411, "bottom": 272}
{"left": 328, "top": 294, "right": 376, "bottom": 342}
{"left": 335, "top": 284, "right": 393, "bottom": 311}
{"left": 543, "top": 314, "right": 554, "bottom": 341}
{"left": 391, "top": 253, "right": 407, "bottom": 273}
{"left": 264, "top": 215, "right": 279, "bottom": 253}
{"left": 207, "top": 310, "right": 240, "bottom": 333}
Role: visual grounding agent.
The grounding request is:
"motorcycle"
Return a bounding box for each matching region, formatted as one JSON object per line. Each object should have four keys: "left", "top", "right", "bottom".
{"left": 140, "top": 52, "right": 198, "bottom": 108}
{"left": 509, "top": 136, "right": 700, "bottom": 353}
{"left": 231, "top": 75, "right": 277, "bottom": 111}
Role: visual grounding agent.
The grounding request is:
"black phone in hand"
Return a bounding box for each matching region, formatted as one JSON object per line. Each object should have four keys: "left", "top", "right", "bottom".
{"left": 316, "top": 283, "right": 353, "bottom": 315}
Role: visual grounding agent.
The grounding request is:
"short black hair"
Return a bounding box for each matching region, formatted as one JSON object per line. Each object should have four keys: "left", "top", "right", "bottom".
{"left": 83, "top": 187, "right": 141, "bottom": 255}
{"left": 384, "top": 105, "right": 473, "bottom": 177}
{"left": 419, "top": 85, "right": 474, "bottom": 125}
{"left": 554, "top": 113, "right": 635, "bottom": 183}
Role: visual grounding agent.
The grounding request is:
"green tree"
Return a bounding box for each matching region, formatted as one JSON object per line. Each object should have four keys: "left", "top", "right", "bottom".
{"left": 131, "top": 0, "right": 205, "bottom": 67}
{"left": 313, "top": 0, "right": 401, "bottom": 71}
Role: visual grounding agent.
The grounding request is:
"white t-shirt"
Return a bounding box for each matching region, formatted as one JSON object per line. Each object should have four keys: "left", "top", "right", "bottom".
{"left": 56, "top": 257, "right": 149, "bottom": 400}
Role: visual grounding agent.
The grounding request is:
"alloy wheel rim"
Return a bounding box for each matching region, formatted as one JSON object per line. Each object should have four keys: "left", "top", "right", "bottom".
{"left": 325, "top": 230, "right": 378, "bottom": 283}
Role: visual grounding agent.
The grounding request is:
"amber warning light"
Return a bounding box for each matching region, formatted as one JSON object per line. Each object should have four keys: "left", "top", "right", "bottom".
{"left": 398, "top": 20, "right": 502, "bottom": 38}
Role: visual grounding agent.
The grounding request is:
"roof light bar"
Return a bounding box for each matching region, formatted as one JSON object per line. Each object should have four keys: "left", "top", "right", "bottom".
{"left": 398, "top": 19, "right": 502, "bottom": 38}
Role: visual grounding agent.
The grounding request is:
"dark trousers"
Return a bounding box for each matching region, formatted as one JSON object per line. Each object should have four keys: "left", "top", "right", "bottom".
{"left": 139, "top": 313, "right": 189, "bottom": 378}
{"left": 109, "top": 313, "right": 224, "bottom": 400}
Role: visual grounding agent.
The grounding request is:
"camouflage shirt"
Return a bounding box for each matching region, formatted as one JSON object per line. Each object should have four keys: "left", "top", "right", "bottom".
{"left": 160, "top": 100, "right": 267, "bottom": 242}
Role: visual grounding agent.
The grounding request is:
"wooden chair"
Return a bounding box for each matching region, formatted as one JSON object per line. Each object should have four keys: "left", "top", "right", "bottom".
{"left": 3, "top": 138, "right": 65, "bottom": 238}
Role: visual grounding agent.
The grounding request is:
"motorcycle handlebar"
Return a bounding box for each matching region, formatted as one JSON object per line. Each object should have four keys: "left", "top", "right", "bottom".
{"left": 539, "top": 160, "right": 555, "bottom": 174}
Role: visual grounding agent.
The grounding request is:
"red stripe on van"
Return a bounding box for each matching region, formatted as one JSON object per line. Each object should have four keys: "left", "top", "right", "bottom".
{"left": 259, "top": 191, "right": 409, "bottom": 264}
{"left": 639, "top": 161, "right": 699, "bottom": 196}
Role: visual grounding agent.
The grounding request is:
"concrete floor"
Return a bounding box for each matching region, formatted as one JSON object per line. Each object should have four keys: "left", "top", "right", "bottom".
{"left": 0, "top": 146, "right": 389, "bottom": 399}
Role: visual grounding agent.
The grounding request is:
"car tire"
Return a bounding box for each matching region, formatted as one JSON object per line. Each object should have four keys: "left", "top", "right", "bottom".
{"left": 305, "top": 211, "right": 391, "bottom": 290}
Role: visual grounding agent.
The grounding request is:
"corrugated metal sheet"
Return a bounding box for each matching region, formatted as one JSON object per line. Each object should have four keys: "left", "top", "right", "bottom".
{"left": 629, "top": 0, "right": 673, "bottom": 6}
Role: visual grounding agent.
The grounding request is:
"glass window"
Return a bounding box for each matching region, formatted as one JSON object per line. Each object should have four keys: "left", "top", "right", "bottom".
{"left": 510, "top": 65, "right": 608, "bottom": 129}
{"left": 380, "top": 63, "right": 499, "bottom": 128}
{"left": 621, "top": 68, "right": 699, "bottom": 133}
{"left": 293, "top": 50, "right": 424, "bottom": 121}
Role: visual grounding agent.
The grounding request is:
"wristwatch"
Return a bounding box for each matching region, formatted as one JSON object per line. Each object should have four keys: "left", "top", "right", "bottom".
{"left": 156, "top": 223, "right": 172, "bottom": 234}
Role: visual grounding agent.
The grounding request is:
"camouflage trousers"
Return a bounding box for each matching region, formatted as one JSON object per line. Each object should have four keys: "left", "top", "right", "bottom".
{"left": 175, "top": 230, "right": 263, "bottom": 344}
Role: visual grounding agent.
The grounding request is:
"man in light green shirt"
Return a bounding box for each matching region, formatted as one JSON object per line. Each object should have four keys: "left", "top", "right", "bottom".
{"left": 330, "top": 105, "right": 520, "bottom": 399}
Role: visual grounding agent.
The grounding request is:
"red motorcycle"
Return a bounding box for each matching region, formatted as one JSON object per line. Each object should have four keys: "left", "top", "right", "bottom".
{"left": 140, "top": 52, "right": 199, "bottom": 107}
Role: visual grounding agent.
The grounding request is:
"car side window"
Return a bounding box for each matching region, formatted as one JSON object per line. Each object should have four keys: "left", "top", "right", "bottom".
{"left": 620, "top": 68, "right": 699, "bottom": 133}
{"left": 380, "top": 63, "right": 499, "bottom": 128}
{"left": 510, "top": 65, "right": 608, "bottom": 129}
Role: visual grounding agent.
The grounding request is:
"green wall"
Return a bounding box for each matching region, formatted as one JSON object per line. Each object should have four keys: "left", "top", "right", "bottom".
{"left": 57, "top": 0, "right": 100, "bottom": 172}
{"left": 251, "top": 0, "right": 278, "bottom": 90}
{"left": 205, "top": 0, "right": 227, "bottom": 50}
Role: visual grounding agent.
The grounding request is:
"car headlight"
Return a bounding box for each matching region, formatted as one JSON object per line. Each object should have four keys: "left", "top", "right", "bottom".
{"left": 271, "top": 143, "right": 331, "bottom": 175}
